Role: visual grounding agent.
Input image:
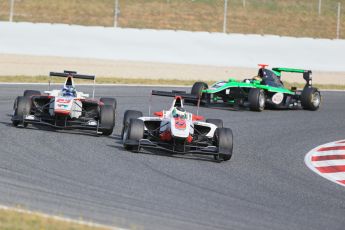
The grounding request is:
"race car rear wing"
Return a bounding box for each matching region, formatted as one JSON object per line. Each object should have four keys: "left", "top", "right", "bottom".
{"left": 48, "top": 70, "right": 96, "bottom": 98}
{"left": 151, "top": 90, "right": 202, "bottom": 115}
{"left": 151, "top": 90, "right": 199, "bottom": 100}
{"left": 272, "top": 67, "right": 313, "bottom": 87}
{"left": 49, "top": 71, "right": 96, "bottom": 80}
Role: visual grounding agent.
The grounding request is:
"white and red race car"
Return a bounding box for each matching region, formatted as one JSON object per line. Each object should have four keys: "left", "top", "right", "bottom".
{"left": 12, "top": 71, "right": 116, "bottom": 135}
{"left": 122, "top": 91, "right": 233, "bottom": 161}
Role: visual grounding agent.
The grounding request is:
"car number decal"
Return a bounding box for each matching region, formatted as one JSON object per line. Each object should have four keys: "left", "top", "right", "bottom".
{"left": 272, "top": 92, "right": 284, "bottom": 104}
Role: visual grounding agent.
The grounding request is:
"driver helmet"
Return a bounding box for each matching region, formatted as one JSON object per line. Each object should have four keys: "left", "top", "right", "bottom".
{"left": 172, "top": 106, "right": 187, "bottom": 119}
{"left": 62, "top": 85, "right": 76, "bottom": 97}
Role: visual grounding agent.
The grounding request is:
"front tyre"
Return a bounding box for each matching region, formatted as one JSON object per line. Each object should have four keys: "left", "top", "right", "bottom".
{"left": 100, "top": 97, "right": 117, "bottom": 111}
{"left": 215, "top": 128, "right": 233, "bottom": 161}
{"left": 206, "top": 119, "right": 223, "bottom": 128}
{"left": 301, "top": 87, "right": 321, "bottom": 111}
{"left": 121, "top": 110, "right": 143, "bottom": 138}
{"left": 12, "top": 96, "right": 32, "bottom": 127}
{"left": 248, "top": 88, "right": 265, "bottom": 112}
{"left": 99, "top": 105, "right": 115, "bottom": 136}
{"left": 123, "top": 119, "right": 144, "bottom": 151}
{"left": 23, "top": 90, "right": 41, "bottom": 97}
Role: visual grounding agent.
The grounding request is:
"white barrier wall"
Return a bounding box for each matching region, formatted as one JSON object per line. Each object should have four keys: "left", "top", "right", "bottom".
{"left": 1, "top": 22, "right": 345, "bottom": 72}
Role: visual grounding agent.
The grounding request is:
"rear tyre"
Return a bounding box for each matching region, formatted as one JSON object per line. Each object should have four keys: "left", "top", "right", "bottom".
{"left": 301, "top": 87, "right": 321, "bottom": 111}
{"left": 215, "top": 128, "right": 233, "bottom": 161}
{"left": 206, "top": 119, "right": 223, "bottom": 128}
{"left": 12, "top": 96, "right": 32, "bottom": 127}
{"left": 122, "top": 110, "right": 143, "bottom": 138}
{"left": 123, "top": 119, "right": 144, "bottom": 151}
{"left": 23, "top": 90, "right": 41, "bottom": 97}
{"left": 99, "top": 105, "right": 115, "bottom": 136}
{"left": 248, "top": 88, "right": 265, "bottom": 111}
{"left": 187, "top": 82, "right": 208, "bottom": 105}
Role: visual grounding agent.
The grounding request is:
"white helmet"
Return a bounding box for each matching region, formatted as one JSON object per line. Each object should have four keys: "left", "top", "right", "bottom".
{"left": 172, "top": 107, "right": 186, "bottom": 119}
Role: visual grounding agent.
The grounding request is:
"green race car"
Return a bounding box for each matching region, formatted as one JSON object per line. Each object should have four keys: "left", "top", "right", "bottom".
{"left": 186, "top": 65, "right": 321, "bottom": 112}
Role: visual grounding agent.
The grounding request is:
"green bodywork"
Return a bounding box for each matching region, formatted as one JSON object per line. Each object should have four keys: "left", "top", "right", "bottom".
{"left": 203, "top": 67, "right": 311, "bottom": 96}
{"left": 204, "top": 78, "right": 294, "bottom": 95}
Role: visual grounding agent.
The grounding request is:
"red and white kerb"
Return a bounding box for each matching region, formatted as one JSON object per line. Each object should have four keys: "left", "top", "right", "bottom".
{"left": 305, "top": 140, "right": 345, "bottom": 187}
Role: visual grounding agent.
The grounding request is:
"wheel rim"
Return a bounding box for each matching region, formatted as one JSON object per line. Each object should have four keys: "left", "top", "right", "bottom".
{"left": 258, "top": 92, "right": 265, "bottom": 108}
{"left": 312, "top": 92, "right": 321, "bottom": 107}
{"left": 123, "top": 124, "right": 129, "bottom": 143}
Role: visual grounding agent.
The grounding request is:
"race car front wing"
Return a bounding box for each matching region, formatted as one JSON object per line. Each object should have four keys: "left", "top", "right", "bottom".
{"left": 12, "top": 114, "right": 107, "bottom": 134}
{"left": 124, "top": 138, "right": 218, "bottom": 156}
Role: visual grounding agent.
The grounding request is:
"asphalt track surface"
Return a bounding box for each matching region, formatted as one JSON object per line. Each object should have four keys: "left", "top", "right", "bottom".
{"left": 0, "top": 84, "right": 345, "bottom": 230}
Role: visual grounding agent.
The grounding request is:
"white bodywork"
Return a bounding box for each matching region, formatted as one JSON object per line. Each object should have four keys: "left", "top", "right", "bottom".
{"left": 44, "top": 77, "right": 90, "bottom": 118}
{"left": 138, "top": 97, "right": 217, "bottom": 139}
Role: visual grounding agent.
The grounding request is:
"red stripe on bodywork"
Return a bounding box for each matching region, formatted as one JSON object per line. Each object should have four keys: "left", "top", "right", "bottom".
{"left": 192, "top": 114, "right": 204, "bottom": 121}
{"left": 312, "top": 155, "right": 345, "bottom": 161}
{"left": 317, "top": 146, "right": 345, "bottom": 152}
{"left": 55, "top": 110, "right": 70, "bottom": 115}
{"left": 337, "top": 180, "right": 345, "bottom": 185}
{"left": 154, "top": 111, "right": 163, "bottom": 117}
{"left": 315, "top": 165, "right": 345, "bottom": 173}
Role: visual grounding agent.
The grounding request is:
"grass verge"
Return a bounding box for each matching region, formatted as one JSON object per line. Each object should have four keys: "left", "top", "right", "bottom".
{"left": 0, "top": 0, "right": 344, "bottom": 39}
{"left": 0, "top": 207, "right": 111, "bottom": 230}
{"left": 0, "top": 76, "right": 344, "bottom": 90}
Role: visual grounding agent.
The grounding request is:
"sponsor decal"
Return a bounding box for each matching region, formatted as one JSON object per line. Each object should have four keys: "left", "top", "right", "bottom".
{"left": 58, "top": 104, "right": 68, "bottom": 108}
{"left": 175, "top": 118, "right": 186, "bottom": 129}
{"left": 56, "top": 98, "right": 71, "bottom": 103}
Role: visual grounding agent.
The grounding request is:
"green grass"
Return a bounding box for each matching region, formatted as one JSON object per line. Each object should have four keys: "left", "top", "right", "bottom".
{"left": 0, "top": 75, "right": 344, "bottom": 90}
{"left": 0, "top": 208, "right": 110, "bottom": 230}
{"left": 0, "top": 0, "right": 344, "bottom": 39}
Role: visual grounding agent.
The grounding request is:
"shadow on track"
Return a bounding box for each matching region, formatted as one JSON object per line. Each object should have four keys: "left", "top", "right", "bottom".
{"left": 0, "top": 121, "right": 13, "bottom": 127}
{"left": 9, "top": 124, "right": 106, "bottom": 137}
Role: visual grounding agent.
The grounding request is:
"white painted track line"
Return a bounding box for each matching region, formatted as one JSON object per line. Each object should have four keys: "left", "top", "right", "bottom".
{"left": 310, "top": 149, "right": 345, "bottom": 156}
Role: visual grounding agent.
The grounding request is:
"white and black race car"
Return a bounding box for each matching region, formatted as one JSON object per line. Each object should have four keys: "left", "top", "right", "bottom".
{"left": 122, "top": 92, "right": 233, "bottom": 161}
{"left": 12, "top": 71, "right": 116, "bottom": 135}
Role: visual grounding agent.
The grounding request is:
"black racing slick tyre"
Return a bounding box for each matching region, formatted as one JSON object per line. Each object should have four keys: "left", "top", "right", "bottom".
{"left": 123, "top": 110, "right": 143, "bottom": 126}
{"left": 206, "top": 119, "right": 223, "bottom": 128}
{"left": 121, "top": 110, "right": 143, "bottom": 138}
{"left": 23, "top": 90, "right": 41, "bottom": 97}
{"left": 215, "top": 128, "right": 233, "bottom": 161}
{"left": 187, "top": 82, "right": 208, "bottom": 105}
{"left": 12, "top": 96, "right": 32, "bottom": 127}
{"left": 301, "top": 87, "right": 321, "bottom": 111}
{"left": 99, "top": 105, "right": 115, "bottom": 136}
{"left": 100, "top": 97, "right": 117, "bottom": 111}
{"left": 123, "top": 119, "right": 144, "bottom": 151}
{"left": 248, "top": 88, "right": 265, "bottom": 112}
